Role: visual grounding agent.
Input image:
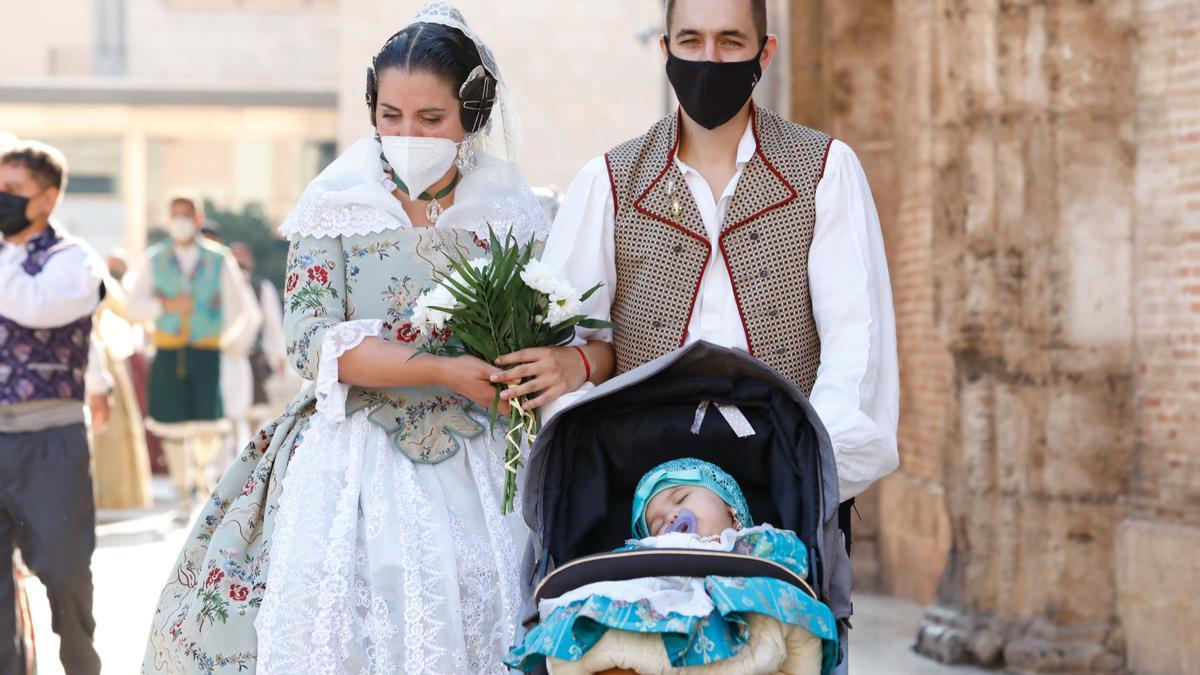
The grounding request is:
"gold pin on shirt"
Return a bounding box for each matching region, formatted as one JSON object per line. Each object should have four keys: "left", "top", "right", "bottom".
{"left": 666, "top": 177, "right": 682, "bottom": 219}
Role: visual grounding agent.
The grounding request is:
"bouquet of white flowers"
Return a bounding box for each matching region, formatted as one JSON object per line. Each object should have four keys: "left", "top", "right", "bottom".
{"left": 412, "top": 229, "right": 610, "bottom": 514}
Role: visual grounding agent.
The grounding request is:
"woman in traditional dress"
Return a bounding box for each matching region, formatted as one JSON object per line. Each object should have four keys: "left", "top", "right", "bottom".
{"left": 142, "top": 4, "right": 563, "bottom": 672}
{"left": 89, "top": 288, "right": 153, "bottom": 510}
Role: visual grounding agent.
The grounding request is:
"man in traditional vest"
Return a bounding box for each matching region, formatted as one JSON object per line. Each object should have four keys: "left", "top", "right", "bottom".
{"left": 124, "top": 194, "right": 258, "bottom": 512}
{"left": 0, "top": 140, "right": 105, "bottom": 675}
{"left": 502, "top": 0, "right": 900, "bottom": 668}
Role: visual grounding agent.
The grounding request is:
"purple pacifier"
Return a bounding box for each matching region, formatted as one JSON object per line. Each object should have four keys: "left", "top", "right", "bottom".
{"left": 665, "top": 508, "right": 698, "bottom": 535}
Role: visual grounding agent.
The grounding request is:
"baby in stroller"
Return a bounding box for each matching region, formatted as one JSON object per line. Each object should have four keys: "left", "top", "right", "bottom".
{"left": 507, "top": 458, "right": 839, "bottom": 675}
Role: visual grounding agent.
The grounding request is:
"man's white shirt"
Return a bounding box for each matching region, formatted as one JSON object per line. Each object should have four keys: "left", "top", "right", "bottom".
{"left": 0, "top": 231, "right": 104, "bottom": 329}
{"left": 0, "top": 226, "right": 107, "bottom": 432}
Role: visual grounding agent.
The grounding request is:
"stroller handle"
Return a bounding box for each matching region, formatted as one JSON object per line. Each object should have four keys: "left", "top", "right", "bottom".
{"left": 534, "top": 549, "right": 818, "bottom": 604}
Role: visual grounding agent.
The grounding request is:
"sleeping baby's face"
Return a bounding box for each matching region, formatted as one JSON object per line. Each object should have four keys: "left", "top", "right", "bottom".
{"left": 644, "top": 485, "right": 736, "bottom": 538}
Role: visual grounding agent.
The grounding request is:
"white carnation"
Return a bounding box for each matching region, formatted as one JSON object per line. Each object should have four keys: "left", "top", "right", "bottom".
{"left": 520, "top": 259, "right": 570, "bottom": 297}
{"left": 544, "top": 291, "right": 583, "bottom": 326}
{"left": 411, "top": 284, "right": 458, "bottom": 333}
{"left": 520, "top": 259, "right": 584, "bottom": 325}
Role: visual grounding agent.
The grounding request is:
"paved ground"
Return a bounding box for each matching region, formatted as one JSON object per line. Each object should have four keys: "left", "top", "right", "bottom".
{"left": 25, "top": 480, "right": 988, "bottom": 674}
{"left": 849, "top": 594, "right": 990, "bottom": 675}
{"left": 24, "top": 483, "right": 183, "bottom": 674}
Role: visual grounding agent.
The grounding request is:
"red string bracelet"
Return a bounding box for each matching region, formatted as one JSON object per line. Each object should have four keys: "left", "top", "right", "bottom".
{"left": 572, "top": 346, "right": 592, "bottom": 383}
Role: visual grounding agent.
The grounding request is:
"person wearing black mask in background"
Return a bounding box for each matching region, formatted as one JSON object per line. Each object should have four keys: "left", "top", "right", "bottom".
{"left": 504, "top": 1, "right": 902, "bottom": 671}
{"left": 0, "top": 139, "right": 105, "bottom": 675}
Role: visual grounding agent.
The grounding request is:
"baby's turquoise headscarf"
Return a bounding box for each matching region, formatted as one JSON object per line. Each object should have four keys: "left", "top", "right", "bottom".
{"left": 631, "top": 458, "right": 754, "bottom": 539}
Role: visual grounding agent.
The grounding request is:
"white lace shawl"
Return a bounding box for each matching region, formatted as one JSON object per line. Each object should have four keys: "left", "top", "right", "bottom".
{"left": 279, "top": 137, "right": 549, "bottom": 244}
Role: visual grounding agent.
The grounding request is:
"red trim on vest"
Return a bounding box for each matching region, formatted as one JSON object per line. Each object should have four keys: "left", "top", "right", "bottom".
{"left": 717, "top": 106, "right": 802, "bottom": 355}
{"left": 721, "top": 107, "right": 800, "bottom": 234}
{"left": 632, "top": 108, "right": 712, "bottom": 348}
{"left": 604, "top": 153, "right": 620, "bottom": 221}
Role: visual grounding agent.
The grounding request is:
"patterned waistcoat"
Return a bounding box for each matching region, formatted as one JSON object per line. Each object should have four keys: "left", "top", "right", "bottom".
{"left": 0, "top": 227, "right": 94, "bottom": 406}
{"left": 148, "top": 238, "right": 226, "bottom": 349}
{"left": 605, "top": 105, "right": 831, "bottom": 394}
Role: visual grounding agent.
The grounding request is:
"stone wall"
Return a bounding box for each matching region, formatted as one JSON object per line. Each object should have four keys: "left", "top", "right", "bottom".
{"left": 791, "top": 0, "right": 953, "bottom": 604}
{"left": 906, "top": 1, "right": 1138, "bottom": 671}
{"left": 875, "top": 0, "right": 954, "bottom": 606}
{"left": 1118, "top": 2, "right": 1200, "bottom": 673}
{"left": 791, "top": 0, "right": 1200, "bottom": 672}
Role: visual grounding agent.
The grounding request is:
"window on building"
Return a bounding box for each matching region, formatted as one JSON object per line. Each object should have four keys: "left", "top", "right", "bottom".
{"left": 38, "top": 138, "right": 123, "bottom": 195}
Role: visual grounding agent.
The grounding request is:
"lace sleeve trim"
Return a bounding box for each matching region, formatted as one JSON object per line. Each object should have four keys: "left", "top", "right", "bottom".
{"left": 315, "top": 319, "right": 384, "bottom": 422}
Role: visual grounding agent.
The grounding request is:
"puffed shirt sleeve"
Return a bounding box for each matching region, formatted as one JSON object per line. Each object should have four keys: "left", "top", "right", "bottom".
{"left": 121, "top": 257, "right": 163, "bottom": 323}
{"left": 84, "top": 333, "right": 113, "bottom": 396}
{"left": 540, "top": 156, "right": 617, "bottom": 344}
{"left": 0, "top": 242, "right": 104, "bottom": 328}
{"left": 807, "top": 140, "right": 901, "bottom": 502}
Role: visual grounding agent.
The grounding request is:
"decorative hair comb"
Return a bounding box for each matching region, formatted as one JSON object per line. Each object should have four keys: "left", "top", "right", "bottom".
{"left": 459, "top": 65, "right": 496, "bottom": 133}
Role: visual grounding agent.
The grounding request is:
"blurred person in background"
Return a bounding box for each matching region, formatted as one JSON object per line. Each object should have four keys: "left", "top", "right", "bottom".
{"left": 88, "top": 260, "right": 153, "bottom": 511}
{"left": 230, "top": 241, "right": 287, "bottom": 429}
{"left": 108, "top": 251, "right": 168, "bottom": 476}
{"left": 122, "top": 194, "right": 259, "bottom": 514}
{"left": 199, "top": 225, "right": 222, "bottom": 244}
{"left": 0, "top": 129, "right": 31, "bottom": 675}
{"left": 199, "top": 229, "right": 268, "bottom": 464}
{"left": 0, "top": 139, "right": 105, "bottom": 675}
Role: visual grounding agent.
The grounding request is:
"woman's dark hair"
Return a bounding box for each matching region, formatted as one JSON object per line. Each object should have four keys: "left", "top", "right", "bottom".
{"left": 366, "top": 22, "right": 496, "bottom": 133}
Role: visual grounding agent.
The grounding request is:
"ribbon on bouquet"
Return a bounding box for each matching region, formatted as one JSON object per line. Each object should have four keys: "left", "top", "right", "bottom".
{"left": 506, "top": 395, "right": 538, "bottom": 470}
{"left": 501, "top": 386, "right": 540, "bottom": 514}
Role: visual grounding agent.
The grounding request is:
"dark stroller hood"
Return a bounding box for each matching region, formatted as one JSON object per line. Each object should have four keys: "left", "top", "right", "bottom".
{"left": 521, "top": 342, "right": 852, "bottom": 620}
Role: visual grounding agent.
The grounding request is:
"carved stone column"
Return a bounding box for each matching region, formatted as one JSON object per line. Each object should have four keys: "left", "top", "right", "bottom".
{"left": 913, "top": 1, "right": 1136, "bottom": 670}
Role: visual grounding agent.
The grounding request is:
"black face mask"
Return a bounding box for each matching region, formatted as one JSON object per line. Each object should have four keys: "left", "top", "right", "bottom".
{"left": 666, "top": 39, "right": 766, "bottom": 130}
{"left": 0, "top": 191, "right": 32, "bottom": 238}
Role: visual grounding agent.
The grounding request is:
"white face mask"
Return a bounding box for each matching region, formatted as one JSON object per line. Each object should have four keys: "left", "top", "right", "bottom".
{"left": 380, "top": 136, "right": 458, "bottom": 199}
{"left": 167, "top": 216, "right": 197, "bottom": 243}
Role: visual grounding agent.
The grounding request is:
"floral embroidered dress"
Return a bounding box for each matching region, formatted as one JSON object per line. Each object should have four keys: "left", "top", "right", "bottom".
{"left": 141, "top": 137, "right": 549, "bottom": 675}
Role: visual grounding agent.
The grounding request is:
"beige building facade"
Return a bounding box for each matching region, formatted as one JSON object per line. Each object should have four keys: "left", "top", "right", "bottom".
{"left": 1, "top": 0, "right": 692, "bottom": 257}
{"left": 0, "top": 0, "right": 340, "bottom": 257}
{"left": 2, "top": 0, "right": 789, "bottom": 258}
